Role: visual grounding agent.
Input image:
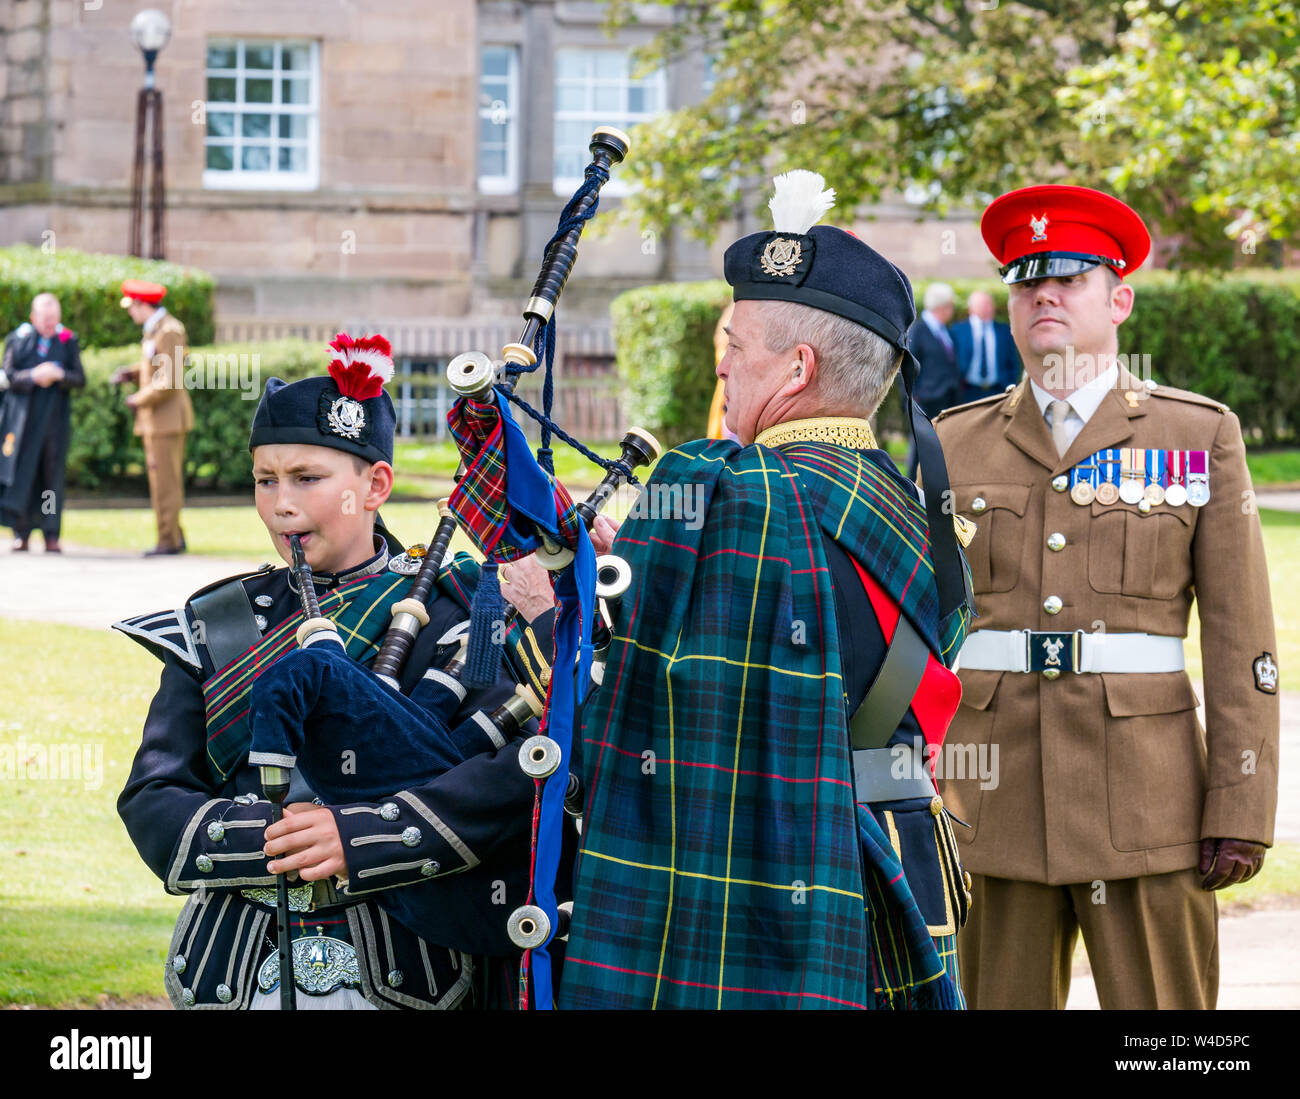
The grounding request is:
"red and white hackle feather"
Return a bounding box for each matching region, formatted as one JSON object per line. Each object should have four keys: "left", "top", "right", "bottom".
{"left": 327, "top": 332, "right": 394, "bottom": 401}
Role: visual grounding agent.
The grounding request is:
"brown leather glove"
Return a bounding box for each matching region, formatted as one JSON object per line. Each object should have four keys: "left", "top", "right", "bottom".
{"left": 1199, "top": 837, "right": 1267, "bottom": 890}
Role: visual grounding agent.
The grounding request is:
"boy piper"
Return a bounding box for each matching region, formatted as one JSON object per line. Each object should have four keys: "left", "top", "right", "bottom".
{"left": 116, "top": 334, "right": 556, "bottom": 1010}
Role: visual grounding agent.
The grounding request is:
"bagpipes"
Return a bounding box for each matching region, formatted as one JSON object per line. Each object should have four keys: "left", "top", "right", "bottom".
{"left": 246, "top": 127, "right": 659, "bottom": 1009}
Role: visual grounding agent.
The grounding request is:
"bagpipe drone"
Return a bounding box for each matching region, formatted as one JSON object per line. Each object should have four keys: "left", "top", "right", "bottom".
{"left": 246, "top": 127, "right": 660, "bottom": 1010}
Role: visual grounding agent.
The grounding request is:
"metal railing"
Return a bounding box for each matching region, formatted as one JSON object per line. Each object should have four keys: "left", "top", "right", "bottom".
{"left": 213, "top": 317, "right": 625, "bottom": 443}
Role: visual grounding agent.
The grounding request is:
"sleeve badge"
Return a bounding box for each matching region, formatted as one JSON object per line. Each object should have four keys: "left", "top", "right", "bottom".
{"left": 1253, "top": 651, "right": 1279, "bottom": 694}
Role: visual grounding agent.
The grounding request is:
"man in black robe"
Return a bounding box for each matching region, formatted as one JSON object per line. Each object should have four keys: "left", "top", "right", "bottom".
{"left": 0, "top": 293, "right": 86, "bottom": 552}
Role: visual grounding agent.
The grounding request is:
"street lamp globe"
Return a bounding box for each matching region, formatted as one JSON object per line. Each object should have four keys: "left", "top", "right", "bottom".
{"left": 130, "top": 9, "right": 172, "bottom": 87}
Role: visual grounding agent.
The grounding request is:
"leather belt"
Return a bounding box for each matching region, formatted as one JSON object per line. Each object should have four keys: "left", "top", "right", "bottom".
{"left": 958, "top": 629, "right": 1185, "bottom": 675}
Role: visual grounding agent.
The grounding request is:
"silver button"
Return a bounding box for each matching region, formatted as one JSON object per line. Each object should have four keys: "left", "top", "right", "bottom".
{"left": 401, "top": 826, "right": 421, "bottom": 848}
{"left": 970, "top": 496, "right": 987, "bottom": 513}
{"left": 216, "top": 983, "right": 233, "bottom": 1003}
{"left": 1042, "top": 668, "right": 1061, "bottom": 681}
{"left": 181, "top": 988, "right": 195, "bottom": 1007}
{"left": 255, "top": 594, "right": 274, "bottom": 607}
{"left": 387, "top": 969, "right": 404, "bottom": 988}
{"left": 380, "top": 803, "right": 400, "bottom": 822}
{"left": 234, "top": 793, "right": 258, "bottom": 806}
{"left": 254, "top": 614, "right": 268, "bottom": 631}
{"left": 1051, "top": 475, "right": 1069, "bottom": 493}
{"left": 195, "top": 854, "right": 214, "bottom": 872}
{"left": 172, "top": 954, "right": 187, "bottom": 974}
{"left": 1043, "top": 596, "right": 1063, "bottom": 615}
{"left": 1138, "top": 499, "right": 1152, "bottom": 514}
{"left": 1047, "top": 532, "right": 1066, "bottom": 552}
{"left": 206, "top": 821, "right": 225, "bottom": 842}
{"left": 420, "top": 861, "right": 440, "bottom": 878}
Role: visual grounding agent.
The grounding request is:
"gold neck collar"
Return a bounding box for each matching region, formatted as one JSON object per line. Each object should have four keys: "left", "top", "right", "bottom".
{"left": 754, "top": 417, "right": 879, "bottom": 451}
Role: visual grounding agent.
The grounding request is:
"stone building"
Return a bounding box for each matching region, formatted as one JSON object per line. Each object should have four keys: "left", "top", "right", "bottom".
{"left": 1, "top": 0, "right": 988, "bottom": 391}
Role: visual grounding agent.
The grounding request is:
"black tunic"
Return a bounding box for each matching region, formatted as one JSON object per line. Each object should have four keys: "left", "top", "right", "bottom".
{"left": 0, "top": 323, "right": 85, "bottom": 536}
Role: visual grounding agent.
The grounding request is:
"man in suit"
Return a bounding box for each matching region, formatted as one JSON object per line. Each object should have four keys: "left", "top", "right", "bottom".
{"left": 933, "top": 185, "right": 1278, "bottom": 1009}
{"left": 112, "top": 279, "right": 193, "bottom": 556}
{"left": 952, "top": 290, "right": 1021, "bottom": 404}
{"left": 1, "top": 292, "right": 86, "bottom": 552}
{"left": 905, "top": 282, "right": 959, "bottom": 479}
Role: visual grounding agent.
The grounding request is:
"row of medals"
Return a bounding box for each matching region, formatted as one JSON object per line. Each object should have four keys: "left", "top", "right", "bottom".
{"left": 1067, "top": 451, "right": 1207, "bottom": 509}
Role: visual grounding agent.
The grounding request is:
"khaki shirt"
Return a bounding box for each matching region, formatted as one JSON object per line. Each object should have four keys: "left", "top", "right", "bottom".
{"left": 933, "top": 368, "right": 1278, "bottom": 884}
{"left": 132, "top": 313, "right": 194, "bottom": 437}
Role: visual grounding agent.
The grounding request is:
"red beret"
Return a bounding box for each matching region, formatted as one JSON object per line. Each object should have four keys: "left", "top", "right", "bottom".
{"left": 980, "top": 185, "right": 1151, "bottom": 284}
{"left": 119, "top": 279, "right": 167, "bottom": 307}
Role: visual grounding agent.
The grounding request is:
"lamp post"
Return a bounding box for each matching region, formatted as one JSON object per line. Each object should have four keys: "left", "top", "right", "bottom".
{"left": 128, "top": 9, "right": 171, "bottom": 259}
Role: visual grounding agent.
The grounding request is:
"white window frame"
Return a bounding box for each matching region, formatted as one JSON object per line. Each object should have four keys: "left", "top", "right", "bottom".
{"left": 202, "top": 39, "right": 320, "bottom": 192}
{"left": 478, "top": 45, "right": 520, "bottom": 194}
{"left": 553, "top": 48, "right": 665, "bottom": 197}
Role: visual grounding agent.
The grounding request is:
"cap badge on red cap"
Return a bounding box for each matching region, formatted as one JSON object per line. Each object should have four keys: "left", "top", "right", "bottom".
{"left": 1029, "top": 214, "right": 1049, "bottom": 242}
{"left": 761, "top": 237, "right": 803, "bottom": 277}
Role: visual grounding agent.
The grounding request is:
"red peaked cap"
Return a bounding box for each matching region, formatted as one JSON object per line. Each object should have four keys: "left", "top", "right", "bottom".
{"left": 120, "top": 279, "right": 167, "bottom": 304}
{"left": 980, "top": 185, "right": 1151, "bottom": 280}
{"left": 327, "top": 332, "right": 394, "bottom": 401}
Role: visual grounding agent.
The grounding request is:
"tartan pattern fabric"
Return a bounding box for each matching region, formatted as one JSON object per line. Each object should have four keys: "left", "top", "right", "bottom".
{"left": 559, "top": 439, "right": 968, "bottom": 1009}
{"left": 448, "top": 393, "right": 582, "bottom": 561}
{"left": 201, "top": 553, "right": 525, "bottom": 784}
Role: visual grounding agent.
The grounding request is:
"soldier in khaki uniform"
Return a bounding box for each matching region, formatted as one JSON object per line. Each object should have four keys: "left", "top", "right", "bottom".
{"left": 933, "top": 186, "right": 1279, "bottom": 1010}
{"left": 112, "top": 279, "right": 193, "bottom": 555}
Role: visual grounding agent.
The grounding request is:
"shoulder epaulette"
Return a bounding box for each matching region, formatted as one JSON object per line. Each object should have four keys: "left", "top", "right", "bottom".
{"left": 112, "top": 608, "right": 203, "bottom": 670}
{"left": 932, "top": 386, "right": 1014, "bottom": 423}
{"left": 1145, "top": 383, "right": 1228, "bottom": 414}
{"left": 111, "top": 563, "right": 276, "bottom": 669}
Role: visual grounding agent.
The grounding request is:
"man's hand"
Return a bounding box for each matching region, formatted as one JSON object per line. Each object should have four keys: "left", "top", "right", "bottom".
{"left": 500, "top": 555, "right": 556, "bottom": 622}
{"left": 1199, "top": 837, "right": 1267, "bottom": 890}
{"left": 590, "top": 513, "right": 620, "bottom": 555}
{"left": 264, "top": 802, "right": 346, "bottom": 882}
{"left": 31, "top": 362, "right": 64, "bottom": 387}
{"left": 110, "top": 366, "right": 135, "bottom": 386}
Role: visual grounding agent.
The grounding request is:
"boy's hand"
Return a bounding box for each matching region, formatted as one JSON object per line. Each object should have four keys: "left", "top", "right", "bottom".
{"left": 264, "top": 802, "right": 345, "bottom": 881}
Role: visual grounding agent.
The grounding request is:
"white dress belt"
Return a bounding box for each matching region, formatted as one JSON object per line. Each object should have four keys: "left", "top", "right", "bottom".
{"left": 958, "top": 629, "right": 1186, "bottom": 674}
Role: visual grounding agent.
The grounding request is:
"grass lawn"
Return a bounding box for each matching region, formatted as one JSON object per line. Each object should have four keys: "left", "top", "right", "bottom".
{"left": 0, "top": 620, "right": 181, "bottom": 1007}
{"left": 1247, "top": 449, "right": 1300, "bottom": 489}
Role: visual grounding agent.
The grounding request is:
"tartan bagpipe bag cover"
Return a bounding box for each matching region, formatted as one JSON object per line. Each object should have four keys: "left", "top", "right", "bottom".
{"left": 560, "top": 438, "right": 969, "bottom": 1009}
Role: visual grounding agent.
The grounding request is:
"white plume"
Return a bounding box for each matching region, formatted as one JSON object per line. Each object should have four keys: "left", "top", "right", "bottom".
{"left": 768, "top": 170, "right": 836, "bottom": 234}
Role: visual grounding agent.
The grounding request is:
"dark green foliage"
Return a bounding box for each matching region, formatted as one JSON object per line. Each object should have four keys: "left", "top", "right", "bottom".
{"left": 70, "top": 340, "right": 324, "bottom": 491}
{"left": 611, "top": 279, "right": 731, "bottom": 449}
{"left": 0, "top": 245, "right": 215, "bottom": 348}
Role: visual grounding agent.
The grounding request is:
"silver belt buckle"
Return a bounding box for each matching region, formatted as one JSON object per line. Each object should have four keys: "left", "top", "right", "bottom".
{"left": 242, "top": 884, "right": 314, "bottom": 912}
{"left": 257, "top": 930, "right": 361, "bottom": 996}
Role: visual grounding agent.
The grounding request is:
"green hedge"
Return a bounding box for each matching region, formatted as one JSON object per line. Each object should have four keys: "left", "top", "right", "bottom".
{"left": 612, "top": 279, "right": 732, "bottom": 450}
{"left": 71, "top": 340, "right": 324, "bottom": 491}
{"left": 615, "top": 275, "right": 1300, "bottom": 447}
{"left": 0, "top": 245, "right": 215, "bottom": 349}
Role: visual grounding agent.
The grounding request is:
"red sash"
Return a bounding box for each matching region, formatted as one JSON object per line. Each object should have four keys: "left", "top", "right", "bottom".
{"left": 849, "top": 557, "right": 963, "bottom": 761}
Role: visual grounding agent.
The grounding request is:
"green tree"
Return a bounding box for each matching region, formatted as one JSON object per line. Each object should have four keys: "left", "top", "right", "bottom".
{"left": 610, "top": 0, "right": 1297, "bottom": 267}
{"left": 1062, "top": 0, "right": 1300, "bottom": 267}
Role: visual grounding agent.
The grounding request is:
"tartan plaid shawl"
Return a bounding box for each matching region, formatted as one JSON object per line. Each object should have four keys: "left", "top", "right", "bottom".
{"left": 202, "top": 553, "right": 515, "bottom": 785}
{"left": 559, "top": 439, "right": 970, "bottom": 1010}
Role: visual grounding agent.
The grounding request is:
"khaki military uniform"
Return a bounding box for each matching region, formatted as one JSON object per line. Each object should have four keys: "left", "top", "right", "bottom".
{"left": 933, "top": 367, "right": 1279, "bottom": 1009}
{"left": 132, "top": 312, "right": 192, "bottom": 550}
